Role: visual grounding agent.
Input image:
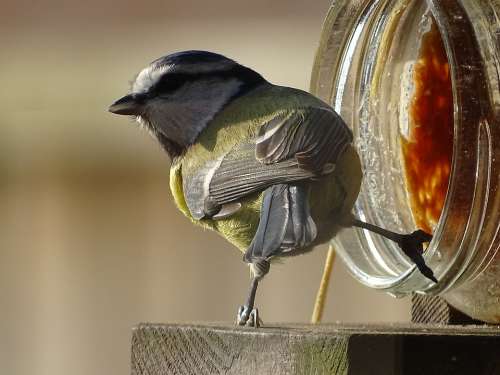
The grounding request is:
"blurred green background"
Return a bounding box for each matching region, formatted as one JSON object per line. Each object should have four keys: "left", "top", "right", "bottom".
{"left": 0, "top": 1, "right": 410, "bottom": 374}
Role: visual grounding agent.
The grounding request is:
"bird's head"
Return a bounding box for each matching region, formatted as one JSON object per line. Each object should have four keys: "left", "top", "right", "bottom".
{"left": 109, "top": 50, "right": 266, "bottom": 157}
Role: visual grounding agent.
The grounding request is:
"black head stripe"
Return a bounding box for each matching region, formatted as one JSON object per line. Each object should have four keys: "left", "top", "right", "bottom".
{"left": 150, "top": 65, "right": 266, "bottom": 97}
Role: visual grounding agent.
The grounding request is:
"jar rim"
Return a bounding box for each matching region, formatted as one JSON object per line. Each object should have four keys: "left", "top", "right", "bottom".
{"left": 311, "top": 0, "right": 500, "bottom": 296}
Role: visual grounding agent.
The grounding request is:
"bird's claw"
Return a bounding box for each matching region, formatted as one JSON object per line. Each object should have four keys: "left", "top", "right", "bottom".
{"left": 237, "top": 305, "right": 262, "bottom": 327}
{"left": 402, "top": 230, "right": 432, "bottom": 254}
{"left": 397, "top": 230, "right": 437, "bottom": 283}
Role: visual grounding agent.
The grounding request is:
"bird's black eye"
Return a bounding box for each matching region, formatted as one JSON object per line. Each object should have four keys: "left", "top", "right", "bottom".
{"left": 152, "top": 73, "right": 189, "bottom": 96}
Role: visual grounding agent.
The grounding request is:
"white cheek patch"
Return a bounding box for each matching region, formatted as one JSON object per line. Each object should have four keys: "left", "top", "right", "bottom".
{"left": 148, "top": 78, "right": 242, "bottom": 146}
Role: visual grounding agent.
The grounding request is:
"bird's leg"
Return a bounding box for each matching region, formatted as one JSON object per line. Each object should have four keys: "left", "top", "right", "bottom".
{"left": 237, "top": 277, "right": 261, "bottom": 327}
{"left": 237, "top": 260, "right": 269, "bottom": 327}
{"left": 351, "top": 218, "right": 437, "bottom": 283}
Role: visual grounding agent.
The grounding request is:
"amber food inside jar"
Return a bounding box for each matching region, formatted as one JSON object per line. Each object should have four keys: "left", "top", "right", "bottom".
{"left": 402, "top": 20, "right": 454, "bottom": 234}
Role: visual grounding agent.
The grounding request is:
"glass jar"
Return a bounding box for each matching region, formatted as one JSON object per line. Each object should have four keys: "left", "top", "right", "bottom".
{"left": 311, "top": 0, "right": 500, "bottom": 322}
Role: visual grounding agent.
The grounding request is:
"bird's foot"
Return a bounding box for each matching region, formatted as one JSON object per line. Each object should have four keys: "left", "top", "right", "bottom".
{"left": 236, "top": 305, "right": 262, "bottom": 327}
{"left": 397, "top": 230, "right": 437, "bottom": 283}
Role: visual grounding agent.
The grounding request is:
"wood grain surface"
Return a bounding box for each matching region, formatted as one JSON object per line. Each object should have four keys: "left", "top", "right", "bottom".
{"left": 131, "top": 323, "right": 500, "bottom": 375}
{"left": 411, "top": 294, "right": 483, "bottom": 324}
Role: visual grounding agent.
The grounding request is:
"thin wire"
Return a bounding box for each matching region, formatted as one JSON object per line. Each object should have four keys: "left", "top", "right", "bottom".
{"left": 311, "top": 245, "right": 336, "bottom": 324}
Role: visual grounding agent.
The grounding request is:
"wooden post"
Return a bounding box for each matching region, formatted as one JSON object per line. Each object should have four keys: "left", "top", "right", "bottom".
{"left": 131, "top": 323, "right": 500, "bottom": 375}
{"left": 411, "top": 294, "right": 483, "bottom": 324}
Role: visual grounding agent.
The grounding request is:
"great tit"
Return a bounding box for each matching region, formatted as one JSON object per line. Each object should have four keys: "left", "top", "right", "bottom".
{"left": 109, "top": 50, "right": 436, "bottom": 327}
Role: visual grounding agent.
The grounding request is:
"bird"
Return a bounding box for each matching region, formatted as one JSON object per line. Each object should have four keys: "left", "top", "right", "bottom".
{"left": 109, "top": 50, "right": 437, "bottom": 327}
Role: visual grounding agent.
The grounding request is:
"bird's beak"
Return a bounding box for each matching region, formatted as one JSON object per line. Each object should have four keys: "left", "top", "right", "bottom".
{"left": 108, "top": 94, "right": 144, "bottom": 115}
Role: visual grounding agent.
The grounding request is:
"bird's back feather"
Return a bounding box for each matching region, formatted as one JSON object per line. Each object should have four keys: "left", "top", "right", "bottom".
{"left": 169, "top": 84, "right": 362, "bottom": 253}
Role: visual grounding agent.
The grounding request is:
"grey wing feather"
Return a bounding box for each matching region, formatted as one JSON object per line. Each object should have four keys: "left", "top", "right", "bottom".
{"left": 243, "top": 183, "right": 317, "bottom": 262}
{"left": 208, "top": 106, "right": 352, "bottom": 208}
{"left": 208, "top": 142, "right": 314, "bottom": 205}
{"left": 255, "top": 107, "right": 352, "bottom": 173}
